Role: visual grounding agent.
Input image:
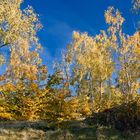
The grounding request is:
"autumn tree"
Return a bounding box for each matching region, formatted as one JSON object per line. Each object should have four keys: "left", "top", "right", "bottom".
{"left": 62, "top": 5, "right": 139, "bottom": 115}
{"left": 0, "top": 0, "right": 47, "bottom": 120}
{"left": 65, "top": 30, "right": 114, "bottom": 111}
{"left": 105, "top": 7, "right": 140, "bottom": 96}
{"left": 0, "top": 0, "right": 42, "bottom": 83}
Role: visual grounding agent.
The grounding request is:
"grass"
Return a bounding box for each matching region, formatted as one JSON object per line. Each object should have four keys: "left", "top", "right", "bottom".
{"left": 0, "top": 121, "right": 139, "bottom": 140}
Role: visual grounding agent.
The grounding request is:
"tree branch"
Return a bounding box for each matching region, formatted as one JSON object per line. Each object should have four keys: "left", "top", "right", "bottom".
{"left": 0, "top": 43, "right": 9, "bottom": 48}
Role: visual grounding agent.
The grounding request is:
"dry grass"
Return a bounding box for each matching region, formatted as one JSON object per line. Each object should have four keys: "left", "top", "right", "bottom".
{"left": 0, "top": 121, "right": 140, "bottom": 140}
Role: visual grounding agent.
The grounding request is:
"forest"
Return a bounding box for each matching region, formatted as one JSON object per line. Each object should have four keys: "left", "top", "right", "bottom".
{"left": 0, "top": 0, "right": 140, "bottom": 139}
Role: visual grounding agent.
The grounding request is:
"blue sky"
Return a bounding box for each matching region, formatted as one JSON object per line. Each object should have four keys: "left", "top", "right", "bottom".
{"left": 21, "top": 0, "right": 139, "bottom": 73}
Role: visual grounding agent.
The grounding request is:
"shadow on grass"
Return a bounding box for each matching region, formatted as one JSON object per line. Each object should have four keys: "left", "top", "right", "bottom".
{"left": 0, "top": 121, "right": 54, "bottom": 131}
{"left": 59, "top": 120, "right": 124, "bottom": 140}
{"left": 0, "top": 120, "right": 139, "bottom": 140}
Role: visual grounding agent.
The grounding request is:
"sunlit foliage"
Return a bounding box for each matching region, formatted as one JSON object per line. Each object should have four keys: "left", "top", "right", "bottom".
{"left": 0, "top": 0, "right": 139, "bottom": 130}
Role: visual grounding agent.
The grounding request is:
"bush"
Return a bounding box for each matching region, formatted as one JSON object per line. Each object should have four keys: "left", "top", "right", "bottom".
{"left": 85, "top": 94, "right": 140, "bottom": 131}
